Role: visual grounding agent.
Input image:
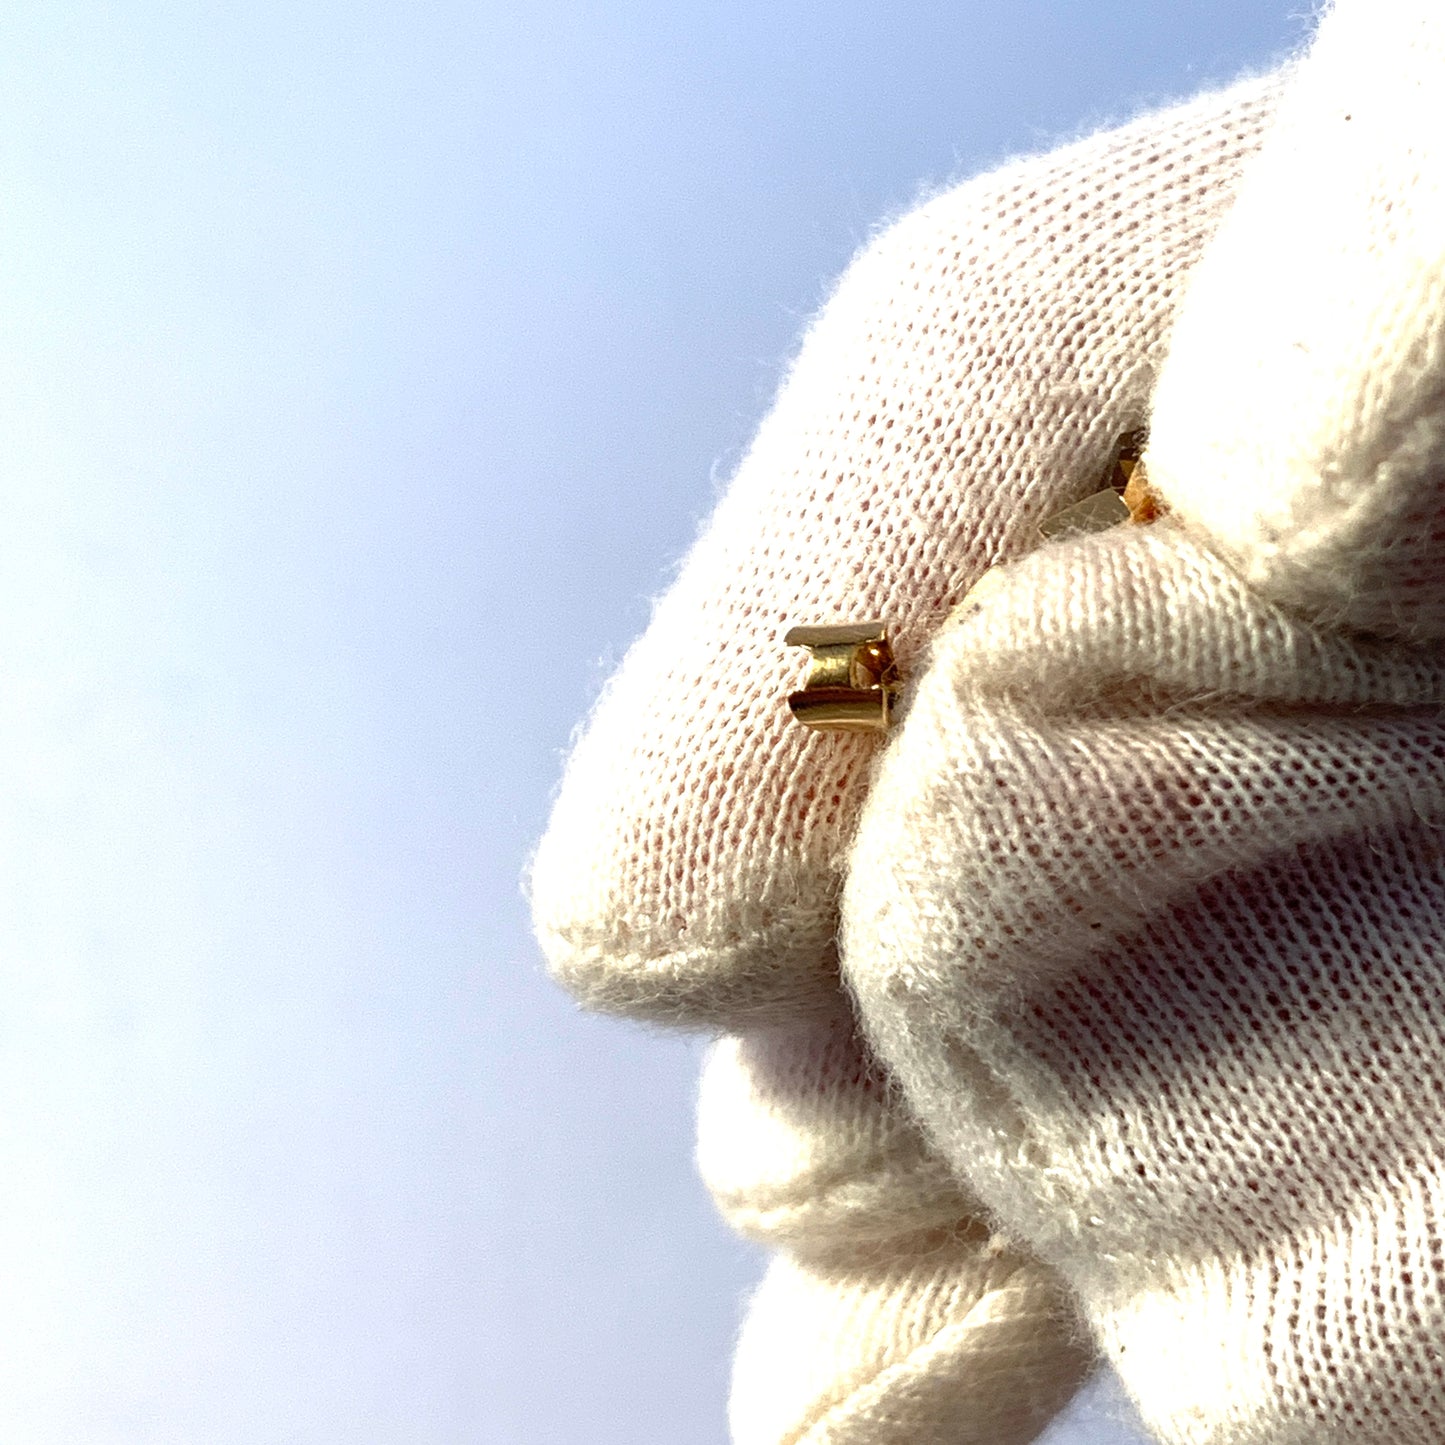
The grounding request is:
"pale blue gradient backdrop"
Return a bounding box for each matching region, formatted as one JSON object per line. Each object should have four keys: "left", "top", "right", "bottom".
{"left": 0, "top": 4, "right": 1304, "bottom": 1442}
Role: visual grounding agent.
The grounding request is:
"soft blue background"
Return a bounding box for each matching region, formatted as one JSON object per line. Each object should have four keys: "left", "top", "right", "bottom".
{"left": 0, "top": 3, "right": 1307, "bottom": 1442}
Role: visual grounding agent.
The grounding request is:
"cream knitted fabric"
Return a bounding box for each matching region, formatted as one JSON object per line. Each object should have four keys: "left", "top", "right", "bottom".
{"left": 730, "top": 1240, "right": 1083, "bottom": 1445}
{"left": 1146, "top": 0, "right": 1445, "bottom": 643}
{"left": 530, "top": 74, "right": 1281, "bottom": 1027}
{"left": 698, "top": 1014, "right": 1089, "bottom": 1444}
{"left": 696, "top": 1012, "right": 969, "bottom": 1252}
{"left": 530, "top": 50, "right": 1305, "bottom": 1445}
{"left": 533, "top": 58, "right": 1289, "bottom": 1445}
{"left": 841, "top": 6, "right": 1445, "bottom": 1440}
{"left": 845, "top": 526, "right": 1445, "bottom": 1444}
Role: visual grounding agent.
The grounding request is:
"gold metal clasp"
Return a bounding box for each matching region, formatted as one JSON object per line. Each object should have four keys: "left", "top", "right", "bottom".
{"left": 1038, "top": 429, "right": 1162, "bottom": 540}
{"left": 784, "top": 620, "right": 900, "bottom": 732}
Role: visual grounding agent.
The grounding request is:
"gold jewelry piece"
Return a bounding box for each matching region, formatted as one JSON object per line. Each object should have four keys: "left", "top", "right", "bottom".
{"left": 1036, "top": 486, "right": 1130, "bottom": 539}
{"left": 1038, "top": 430, "right": 1161, "bottom": 539}
{"left": 785, "top": 621, "right": 900, "bottom": 732}
{"left": 784, "top": 437, "right": 1162, "bottom": 732}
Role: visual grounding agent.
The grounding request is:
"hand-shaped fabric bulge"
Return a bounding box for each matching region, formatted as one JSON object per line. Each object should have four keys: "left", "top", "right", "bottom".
{"left": 531, "top": 31, "right": 1312, "bottom": 1445}
{"left": 698, "top": 1012, "right": 1089, "bottom": 1444}
{"left": 529, "top": 74, "right": 1280, "bottom": 1028}
{"left": 532, "top": 50, "right": 1288, "bottom": 1445}
{"left": 842, "top": 5, "right": 1445, "bottom": 1441}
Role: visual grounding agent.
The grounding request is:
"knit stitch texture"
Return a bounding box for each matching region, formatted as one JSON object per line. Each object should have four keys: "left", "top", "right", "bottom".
{"left": 530, "top": 74, "right": 1281, "bottom": 1030}
{"left": 533, "top": 59, "right": 1291, "bottom": 1445}
{"left": 844, "top": 523, "right": 1445, "bottom": 1443}
{"left": 840, "top": 6, "right": 1445, "bottom": 1438}
{"left": 701, "top": 1012, "right": 1089, "bottom": 1444}
{"left": 1148, "top": 1, "right": 1445, "bottom": 644}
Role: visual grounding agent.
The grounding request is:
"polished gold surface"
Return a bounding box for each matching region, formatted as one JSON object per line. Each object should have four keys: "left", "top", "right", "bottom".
{"left": 785, "top": 621, "right": 900, "bottom": 731}
{"left": 1038, "top": 430, "right": 1162, "bottom": 539}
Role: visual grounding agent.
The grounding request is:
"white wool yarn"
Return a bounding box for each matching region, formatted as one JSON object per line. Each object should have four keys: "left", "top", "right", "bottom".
{"left": 844, "top": 523, "right": 1445, "bottom": 1443}
{"left": 696, "top": 1012, "right": 972, "bottom": 1254}
{"left": 1147, "top": 0, "right": 1445, "bottom": 641}
{"left": 530, "top": 74, "right": 1281, "bottom": 1028}
{"left": 698, "top": 1014, "right": 1089, "bottom": 1443}
{"left": 524, "top": 33, "right": 1375, "bottom": 1445}
{"left": 842, "top": 11, "right": 1445, "bottom": 1437}
{"left": 730, "top": 1238, "right": 1085, "bottom": 1445}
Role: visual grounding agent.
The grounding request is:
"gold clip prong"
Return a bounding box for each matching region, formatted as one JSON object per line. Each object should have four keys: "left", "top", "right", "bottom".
{"left": 785, "top": 620, "right": 899, "bottom": 732}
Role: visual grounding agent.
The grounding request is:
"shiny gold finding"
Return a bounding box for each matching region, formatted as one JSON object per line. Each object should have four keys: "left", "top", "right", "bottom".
{"left": 784, "top": 621, "right": 900, "bottom": 732}
{"left": 1038, "top": 430, "right": 1162, "bottom": 540}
